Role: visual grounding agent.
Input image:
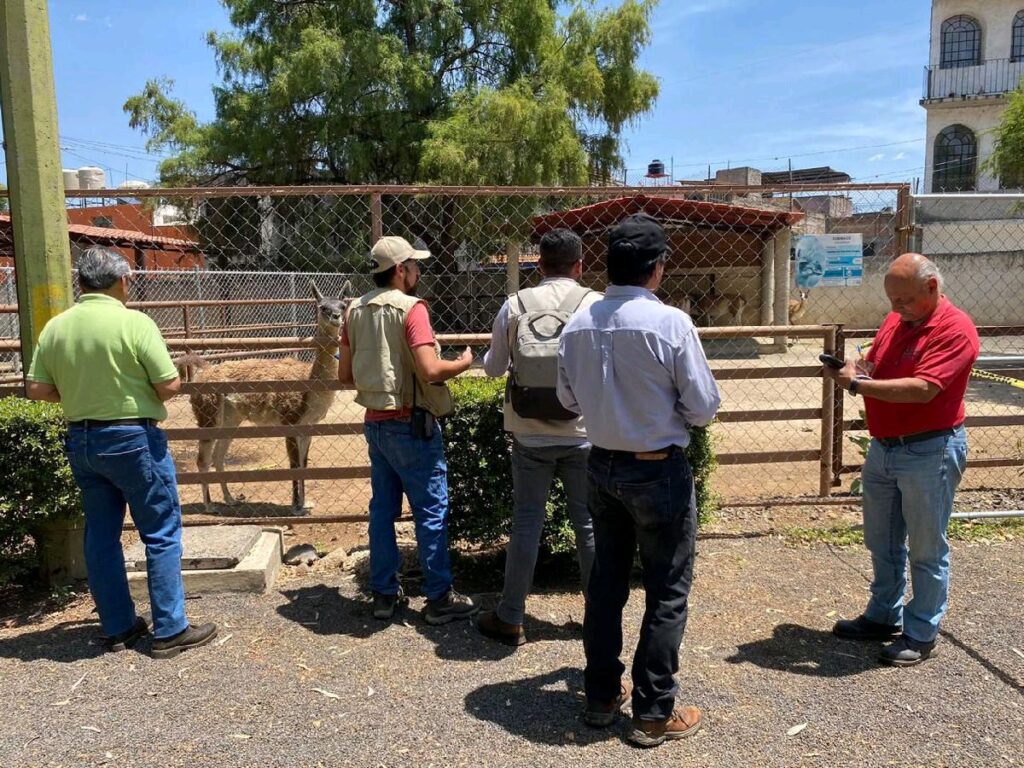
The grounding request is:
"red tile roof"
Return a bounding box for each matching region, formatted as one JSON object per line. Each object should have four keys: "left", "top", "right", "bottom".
{"left": 0, "top": 214, "right": 199, "bottom": 251}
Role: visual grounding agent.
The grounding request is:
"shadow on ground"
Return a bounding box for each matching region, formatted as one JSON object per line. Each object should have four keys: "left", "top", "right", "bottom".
{"left": 465, "top": 666, "right": 621, "bottom": 747}
{"left": 0, "top": 619, "right": 138, "bottom": 663}
{"left": 726, "top": 623, "right": 880, "bottom": 677}
{"left": 277, "top": 583, "right": 584, "bottom": 662}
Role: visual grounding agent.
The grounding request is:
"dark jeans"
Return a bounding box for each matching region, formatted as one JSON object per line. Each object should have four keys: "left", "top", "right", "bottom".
{"left": 583, "top": 446, "right": 697, "bottom": 721}
{"left": 495, "top": 440, "right": 594, "bottom": 626}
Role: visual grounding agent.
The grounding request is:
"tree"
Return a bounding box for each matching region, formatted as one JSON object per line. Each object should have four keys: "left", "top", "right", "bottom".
{"left": 987, "top": 84, "right": 1024, "bottom": 189}
{"left": 124, "top": 0, "right": 659, "bottom": 188}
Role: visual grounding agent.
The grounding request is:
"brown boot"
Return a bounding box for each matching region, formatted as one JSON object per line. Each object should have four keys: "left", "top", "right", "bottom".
{"left": 476, "top": 610, "right": 526, "bottom": 647}
{"left": 628, "top": 706, "right": 702, "bottom": 747}
{"left": 584, "top": 680, "right": 632, "bottom": 727}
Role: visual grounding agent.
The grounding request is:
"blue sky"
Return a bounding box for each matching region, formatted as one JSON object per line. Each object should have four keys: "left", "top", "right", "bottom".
{"left": 3, "top": 0, "right": 930, "bottom": 189}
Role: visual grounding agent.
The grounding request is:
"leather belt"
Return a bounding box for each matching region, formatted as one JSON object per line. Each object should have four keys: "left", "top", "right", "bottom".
{"left": 596, "top": 445, "right": 681, "bottom": 461}
{"left": 67, "top": 418, "right": 156, "bottom": 428}
{"left": 876, "top": 427, "right": 957, "bottom": 448}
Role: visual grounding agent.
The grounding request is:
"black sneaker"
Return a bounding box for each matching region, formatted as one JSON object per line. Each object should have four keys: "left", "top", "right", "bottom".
{"left": 423, "top": 589, "right": 478, "bottom": 625}
{"left": 879, "top": 634, "right": 936, "bottom": 667}
{"left": 372, "top": 589, "right": 405, "bottom": 621}
{"left": 103, "top": 616, "right": 149, "bottom": 652}
{"left": 832, "top": 614, "right": 902, "bottom": 642}
{"left": 151, "top": 623, "right": 218, "bottom": 659}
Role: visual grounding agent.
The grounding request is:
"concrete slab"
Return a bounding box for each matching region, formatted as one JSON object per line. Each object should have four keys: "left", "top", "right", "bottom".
{"left": 127, "top": 529, "right": 283, "bottom": 598}
{"left": 124, "top": 525, "right": 263, "bottom": 572}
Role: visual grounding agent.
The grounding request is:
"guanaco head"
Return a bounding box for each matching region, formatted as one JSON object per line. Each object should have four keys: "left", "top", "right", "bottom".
{"left": 311, "top": 280, "right": 353, "bottom": 334}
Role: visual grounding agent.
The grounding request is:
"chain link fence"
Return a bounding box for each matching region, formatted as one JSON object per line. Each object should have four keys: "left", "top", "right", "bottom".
{"left": 1, "top": 184, "right": 1021, "bottom": 514}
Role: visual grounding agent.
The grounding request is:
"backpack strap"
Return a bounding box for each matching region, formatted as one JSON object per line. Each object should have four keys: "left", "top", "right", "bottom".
{"left": 557, "top": 285, "right": 592, "bottom": 314}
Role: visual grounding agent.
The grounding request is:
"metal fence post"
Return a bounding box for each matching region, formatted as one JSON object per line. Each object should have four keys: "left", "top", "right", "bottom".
{"left": 895, "top": 184, "right": 912, "bottom": 256}
{"left": 819, "top": 324, "right": 837, "bottom": 497}
{"left": 506, "top": 240, "right": 521, "bottom": 296}
{"left": 370, "top": 193, "right": 383, "bottom": 245}
{"left": 831, "top": 324, "right": 845, "bottom": 487}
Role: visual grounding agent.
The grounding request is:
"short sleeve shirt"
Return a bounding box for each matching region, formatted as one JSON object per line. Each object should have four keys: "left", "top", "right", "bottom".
{"left": 27, "top": 294, "right": 178, "bottom": 421}
{"left": 340, "top": 300, "right": 435, "bottom": 422}
{"left": 863, "top": 297, "right": 979, "bottom": 438}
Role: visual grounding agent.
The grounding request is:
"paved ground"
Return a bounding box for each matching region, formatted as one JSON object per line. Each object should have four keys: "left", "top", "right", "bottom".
{"left": 1, "top": 535, "right": 1023, "bottom": 768}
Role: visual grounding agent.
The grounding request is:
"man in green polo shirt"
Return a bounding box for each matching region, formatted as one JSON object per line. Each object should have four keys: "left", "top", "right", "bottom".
{"left": 26, "top": 247, "right": 217, "bottom": 658}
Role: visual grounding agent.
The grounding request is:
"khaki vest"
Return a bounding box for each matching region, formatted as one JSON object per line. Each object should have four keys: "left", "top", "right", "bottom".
{"left": 503, "top": 279, "right": 600, "bottom": 439}
{"left": 347, "top": 288, "right": 453, "bottom": 417}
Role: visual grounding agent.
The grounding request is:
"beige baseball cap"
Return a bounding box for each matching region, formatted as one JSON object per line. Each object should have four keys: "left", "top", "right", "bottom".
{"left": 370, "top": 236, "right": 431, "bottom": 273}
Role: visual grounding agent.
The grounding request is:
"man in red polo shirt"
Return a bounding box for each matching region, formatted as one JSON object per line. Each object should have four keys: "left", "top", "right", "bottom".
{"left": 825, "top": 253, "right": 978, "bottom": 667}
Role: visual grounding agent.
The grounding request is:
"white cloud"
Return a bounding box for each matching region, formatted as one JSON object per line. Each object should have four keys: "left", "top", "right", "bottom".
{"left": 868, "top": 153, "right": 885, "bottom": 162}
{"left": 893, "top": 152, "right": 906, "bottom": 160}
{"left": 73, "top": 13, "right": 88, "bottom": 22}
{"left": 743, "top": 91, "right": 925, "bottom": 160}
{"left": 652, "top": 0, "right": 745, "bottom": 36}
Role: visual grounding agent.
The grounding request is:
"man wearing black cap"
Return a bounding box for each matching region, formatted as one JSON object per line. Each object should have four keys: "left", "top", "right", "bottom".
{"left": 557, "top": 213, "right": 721, "bottom": 747}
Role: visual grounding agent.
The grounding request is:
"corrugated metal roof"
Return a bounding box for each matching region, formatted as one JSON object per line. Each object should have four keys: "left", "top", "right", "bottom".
{"left": 529, "top": 195, "right": 804, "bottom": 240}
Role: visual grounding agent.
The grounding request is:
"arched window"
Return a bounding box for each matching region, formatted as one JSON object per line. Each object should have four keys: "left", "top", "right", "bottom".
{"left": 933, "top": 125, "right": 977, "bottom": 192}
{"left": 1013, "top": 11, "right": 1024, "bottom": 62}
{"left": 940, "top": 15, "right": 982, "bottom": 68}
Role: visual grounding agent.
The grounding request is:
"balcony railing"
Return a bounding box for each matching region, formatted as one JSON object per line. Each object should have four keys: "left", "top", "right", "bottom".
{"left": 923, "top": 58, "right": 1024, "bottom": 102}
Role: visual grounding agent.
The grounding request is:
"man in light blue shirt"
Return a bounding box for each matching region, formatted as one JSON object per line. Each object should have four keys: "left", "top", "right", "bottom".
{"left": 557, "top": 213, "right": 720, "bottom": 748}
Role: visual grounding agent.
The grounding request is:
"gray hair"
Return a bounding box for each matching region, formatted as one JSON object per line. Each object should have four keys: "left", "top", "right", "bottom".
{"left": 76, "top": 247, "right": 131, "bottom": 291}
{"left": 915, "top": 257, "right": 944, "bottom": 292}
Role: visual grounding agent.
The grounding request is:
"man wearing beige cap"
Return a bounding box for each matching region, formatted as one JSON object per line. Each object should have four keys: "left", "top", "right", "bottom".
{"left": 338, "top": 235, "right": 478, "bottom": 625}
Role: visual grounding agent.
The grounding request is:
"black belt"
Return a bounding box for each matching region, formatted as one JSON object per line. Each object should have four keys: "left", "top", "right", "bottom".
{"left": 876, "top": 427, "right": 957, "bottom": 448}
{"left": 68, "top": 418, "right": 156, "bottom": 428}
{"left": 594, "top": 445, "right": 682, "bottom": 461}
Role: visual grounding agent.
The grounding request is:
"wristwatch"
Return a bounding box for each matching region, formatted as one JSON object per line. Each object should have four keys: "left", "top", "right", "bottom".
{"left": 848, "top": 379, "right": 859, "bottom": 396}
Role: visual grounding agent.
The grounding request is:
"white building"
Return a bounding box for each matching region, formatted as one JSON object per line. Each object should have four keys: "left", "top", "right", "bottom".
{"left": 922, "top": 1, "right": 1024, "bottom": 192}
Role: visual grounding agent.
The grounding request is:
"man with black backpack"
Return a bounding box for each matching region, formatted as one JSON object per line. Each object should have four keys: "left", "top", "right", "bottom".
{"left": 477, "top": 228, "right": 602, "bottom": 647}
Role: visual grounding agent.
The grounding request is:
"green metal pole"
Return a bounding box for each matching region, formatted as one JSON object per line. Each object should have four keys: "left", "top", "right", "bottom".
{"left": 0, "top": 0, "right": 73, "bottom": 372}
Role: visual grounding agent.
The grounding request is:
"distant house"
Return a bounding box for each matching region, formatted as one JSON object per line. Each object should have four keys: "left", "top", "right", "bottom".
{"left": 0, "top": 203, "right": 203, "bottom": 270}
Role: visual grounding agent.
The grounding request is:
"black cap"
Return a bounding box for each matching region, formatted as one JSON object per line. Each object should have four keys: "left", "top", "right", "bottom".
{"left": 608, "top": 213, "right": 667, "bottom": 265}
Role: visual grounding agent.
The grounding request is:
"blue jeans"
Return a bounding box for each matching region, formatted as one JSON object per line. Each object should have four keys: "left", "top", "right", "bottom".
{"left": 495, "top": 440, "right": 595, "bottom": 626}
{"left": 64, "top": 423, "right": 187, "bottom": 640}
{"left": 364, "top": 419, "right": 453, "bottom": 601}
{"left": 583, "top": 446, "right": 697, "bottom": 721}
{"left": 861, "top": 426, "right": 968, "bottom": 643}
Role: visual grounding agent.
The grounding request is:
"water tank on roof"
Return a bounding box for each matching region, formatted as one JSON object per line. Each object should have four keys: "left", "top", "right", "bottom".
{"left": 118, "top": 180, "right": 150, "bottom": 191}
{"left": 647, "top": 159, "right": 666, "bottom": 177}
{"left": 77, "top": 166, "right": 106, "bottom": 190}
{"left": 62, "top": 169, "right": 80, "bottom": 190}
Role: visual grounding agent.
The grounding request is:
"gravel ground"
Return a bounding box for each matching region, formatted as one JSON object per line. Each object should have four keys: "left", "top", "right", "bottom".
{"left": 1, "top": 536, "right": 1023, "bottom": 768}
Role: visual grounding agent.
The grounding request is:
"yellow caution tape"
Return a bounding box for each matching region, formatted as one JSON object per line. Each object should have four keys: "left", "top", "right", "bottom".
{"left": 969, "top": 368, "right": 1024, "bottom": 390}
{"left": 857, "top": 342, "right": 1024, "bottom": 390}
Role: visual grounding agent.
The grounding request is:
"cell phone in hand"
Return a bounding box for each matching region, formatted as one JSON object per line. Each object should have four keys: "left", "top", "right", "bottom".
{"left": 819, "top": 353, "right": 845, "bottom": 369}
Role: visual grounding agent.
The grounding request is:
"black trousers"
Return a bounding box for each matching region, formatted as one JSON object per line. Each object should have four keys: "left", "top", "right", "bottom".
{"left": 582, "top": 446, "right": 697, "bottom": 720}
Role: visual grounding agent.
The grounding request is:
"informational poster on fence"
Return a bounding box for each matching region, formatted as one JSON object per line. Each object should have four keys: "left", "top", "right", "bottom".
{"left": 794, "top": 234, "right": 863, "bottom": 288}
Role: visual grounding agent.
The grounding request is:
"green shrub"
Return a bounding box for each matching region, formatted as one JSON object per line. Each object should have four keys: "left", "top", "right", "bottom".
{"left": 0, "top": 397, "right": 81, "bottom": 584}
{"left": 444, "top": 378, "right": 717, "bottom": 551}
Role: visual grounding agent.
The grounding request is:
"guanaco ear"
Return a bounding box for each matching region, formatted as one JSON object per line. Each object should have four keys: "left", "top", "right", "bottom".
{"left": 311, "top": 281, "right": 324, "bottom": 302}
{"left": 339, "top": 280, "right": 353, "bottom": 300}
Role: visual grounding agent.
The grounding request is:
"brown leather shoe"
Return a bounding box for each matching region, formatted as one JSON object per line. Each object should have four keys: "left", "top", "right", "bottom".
{"left": 476, "top": 610, "right": 526, "bottom": 647}
{"left": 584, "top": 680, "right": 632, "bottom": 727}
{"left": 629, "top": 706, "right": 702, "bottom": 747}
